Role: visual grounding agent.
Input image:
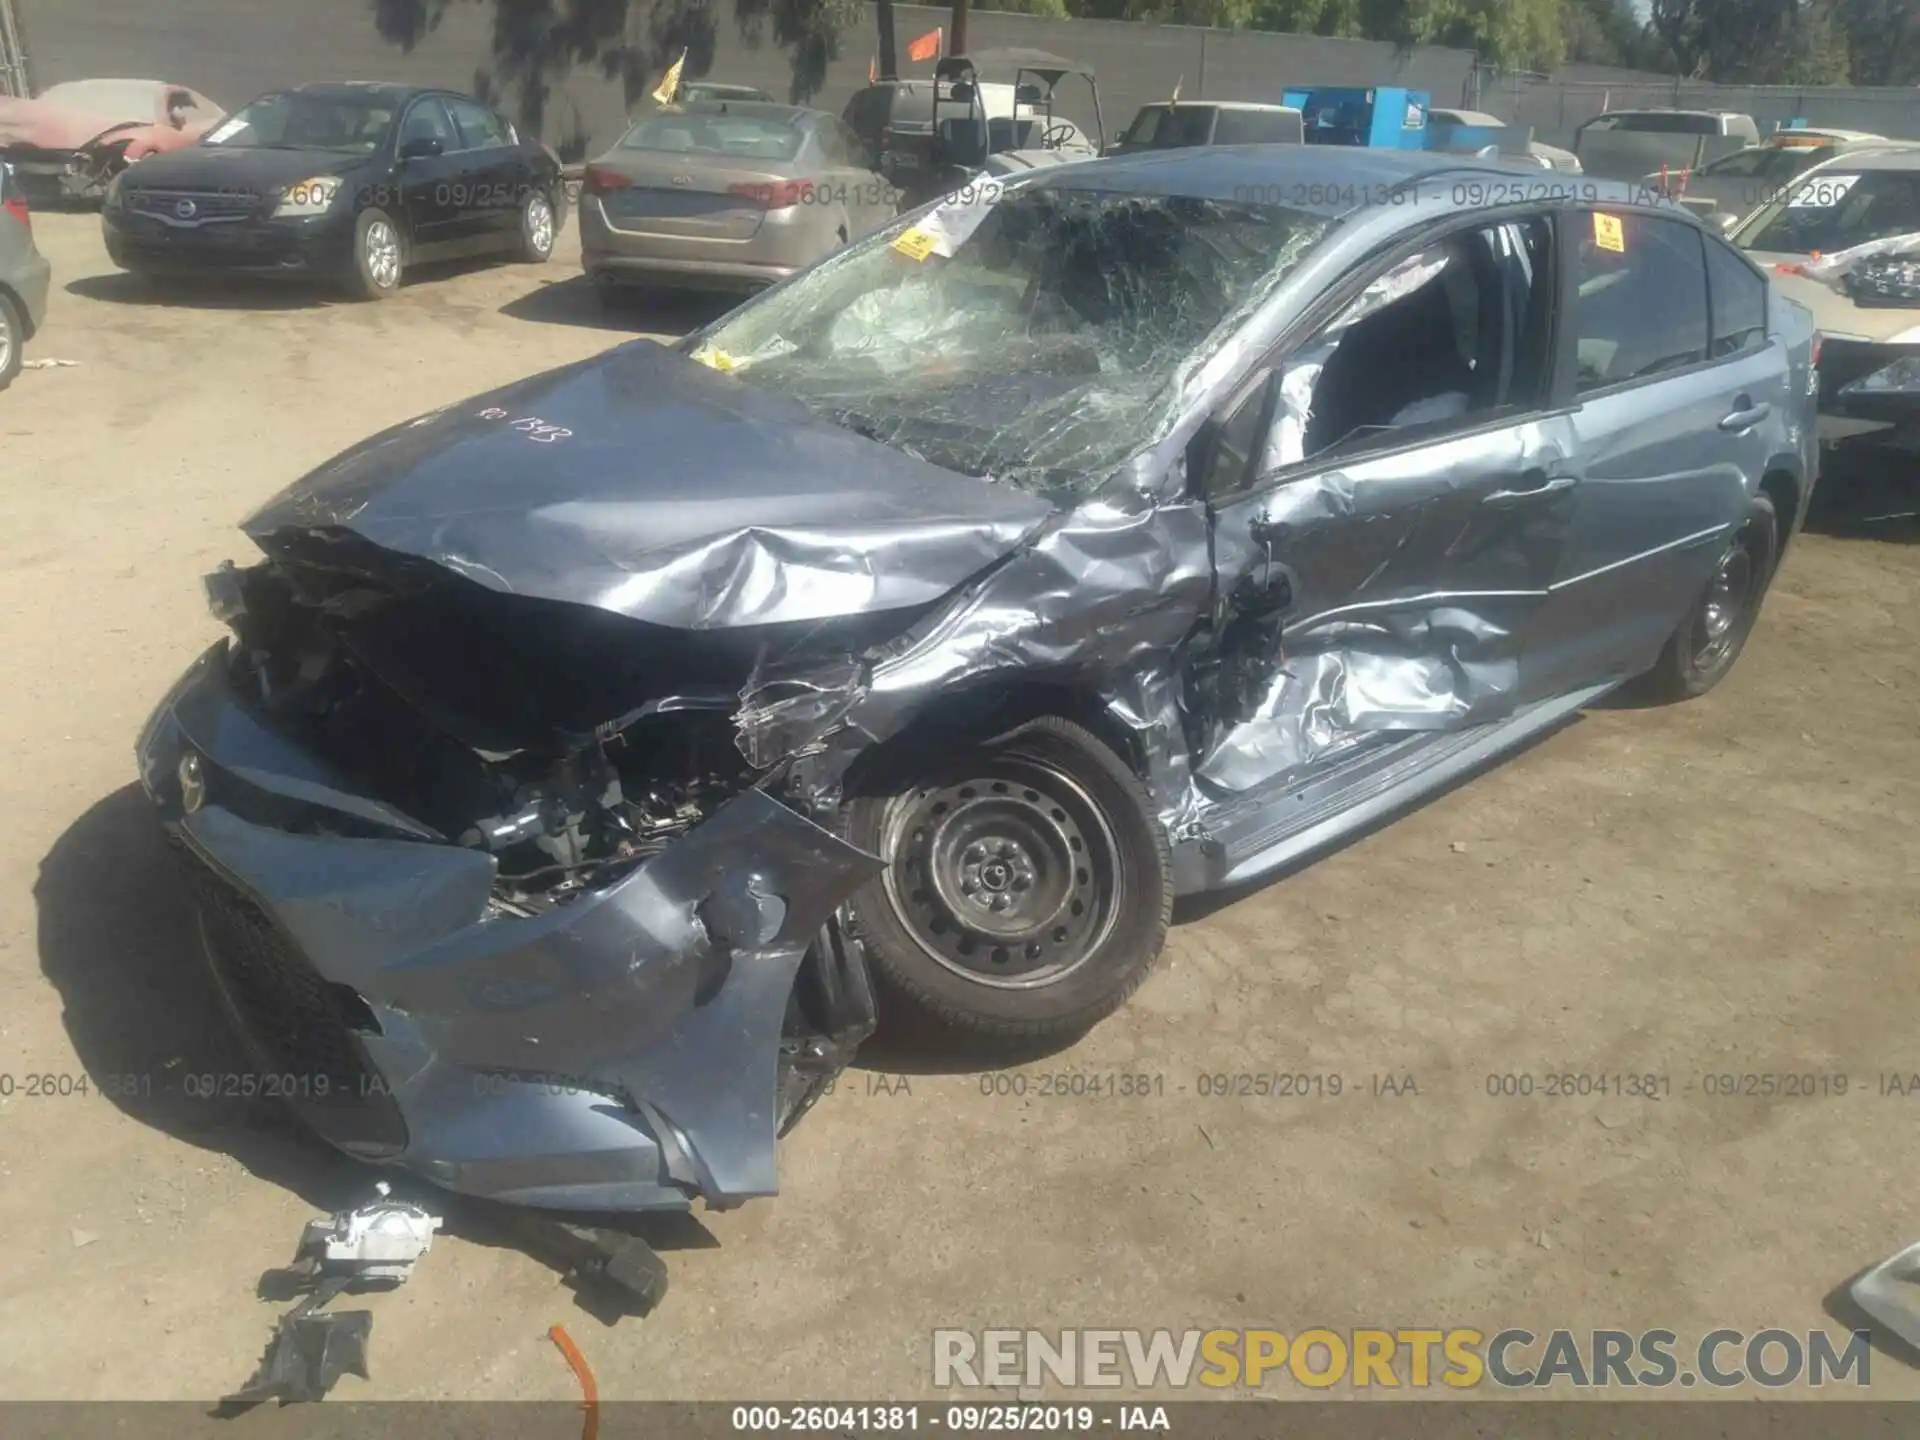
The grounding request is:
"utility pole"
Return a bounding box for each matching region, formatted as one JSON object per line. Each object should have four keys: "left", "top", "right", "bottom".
{"left": 877, "top": 0, "right": 899, "bottom": 80}
{"left": 951, "top": 0, "right": 970, "bottom": 56}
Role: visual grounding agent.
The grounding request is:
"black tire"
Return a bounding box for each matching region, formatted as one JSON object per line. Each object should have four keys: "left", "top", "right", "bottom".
{"left": 0, "top": 291, "right": 22, "bottom": 393}
{"left": 348, "top": 208, "right": 405, "bottom": 300}
{"left": 1637, "top": 492, "right": 1779, "bottom": 702}
{"left": 841, "top": 715, "right": 1173, "bottom": 1040}
{"left": 516, "top": 188, "right": 558, "bottom": 263}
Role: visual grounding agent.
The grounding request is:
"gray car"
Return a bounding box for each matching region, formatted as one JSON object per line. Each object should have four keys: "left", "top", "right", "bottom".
{"left": 581, "top": 100, "right": 894, "bottom": 296}
{"left": 136, "top": 147, "right": 1815, "bottom": 1225}
{"left": 0, "top": 162, "right": 52, "bottom": 391}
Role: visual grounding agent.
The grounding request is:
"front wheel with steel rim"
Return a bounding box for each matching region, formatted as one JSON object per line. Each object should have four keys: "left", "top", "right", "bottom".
{"left": 841, "top": 715, "right": 1172, "bottom": 1040}
{"left": 0, "top": 291, "right": 21, "bottom": 392}
{"left": 1640, "top": 491, "right": 1779, "bottom": 701}
{"left": 517, "top": 189, "right": 557, "bottom": 263}
{"left": 349, "top": 208, "right": 404, "bottom": 300}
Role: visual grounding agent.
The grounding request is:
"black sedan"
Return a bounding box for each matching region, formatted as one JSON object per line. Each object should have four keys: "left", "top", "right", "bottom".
{"left": 102, "top": 82, "right": 568, "bottom": 299}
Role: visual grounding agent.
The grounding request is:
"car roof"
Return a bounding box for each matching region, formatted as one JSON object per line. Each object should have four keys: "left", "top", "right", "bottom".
{"left": 1037, "top": 144, "right": 1643, "bottom": 215}
{"left": 272, "top": 81, "right": 433, "bottom": 105}
{"left": 1801, "top": 143, "right": 1920, "bottom": 172}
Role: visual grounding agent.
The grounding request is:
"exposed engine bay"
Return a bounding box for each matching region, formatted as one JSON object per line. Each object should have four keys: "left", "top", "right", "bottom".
{"left": 208, "top": 548, "right": 896, "bottom": 917}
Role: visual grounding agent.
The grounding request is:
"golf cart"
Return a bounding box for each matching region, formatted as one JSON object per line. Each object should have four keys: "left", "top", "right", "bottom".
{"left": 901, "top": 49, "right": 1105, "bottom": 208}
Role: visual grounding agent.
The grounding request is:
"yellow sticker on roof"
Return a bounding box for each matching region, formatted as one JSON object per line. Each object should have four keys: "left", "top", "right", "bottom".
{"left": 691, "top": 344, "right": 736, "bottom": 372}
{"left": 1593, "top": 212, "right": 1626, "bottom": 253}
{"left": 891, "top": 227, "right": 938, "bottom": 262}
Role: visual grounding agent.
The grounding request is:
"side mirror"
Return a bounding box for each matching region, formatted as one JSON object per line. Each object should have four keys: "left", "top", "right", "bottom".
{"left": 400, "top": 136, "right": 443, "bottom": 160}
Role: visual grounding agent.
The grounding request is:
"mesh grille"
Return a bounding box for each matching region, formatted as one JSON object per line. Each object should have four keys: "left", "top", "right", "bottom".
{"left": 173, "top": 838, "right": 408, "bottom": 1151}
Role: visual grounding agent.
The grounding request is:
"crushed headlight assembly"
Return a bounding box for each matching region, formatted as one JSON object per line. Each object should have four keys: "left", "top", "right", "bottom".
{"left": 1840, "top": 355, "right": 1920, "bottom": 395}
{"left": 274, "top": 176, "right": 344, "bottom": 218}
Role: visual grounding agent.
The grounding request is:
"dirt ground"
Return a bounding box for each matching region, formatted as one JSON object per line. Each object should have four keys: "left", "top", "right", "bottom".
{"left": 3, "top": 209, "right": 1919, "bottom": 1404}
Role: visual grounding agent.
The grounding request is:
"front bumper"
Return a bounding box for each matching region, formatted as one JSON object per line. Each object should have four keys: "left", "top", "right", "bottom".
{"left": 136, "top": 642, "right": 884, "bottom": 1212}
{"left": 103, "top": 209, "right": 356, "bottom": 280}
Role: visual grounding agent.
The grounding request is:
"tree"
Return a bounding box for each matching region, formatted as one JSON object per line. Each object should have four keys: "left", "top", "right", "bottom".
{"left": 1649, "top": 0, "right": 1852, "bottom": 83}
{"left": 1840, "top": 0, "right": 1920, "bottom": 84}
{"left": 370, "top": 0, "right": 858, "bottom": 142}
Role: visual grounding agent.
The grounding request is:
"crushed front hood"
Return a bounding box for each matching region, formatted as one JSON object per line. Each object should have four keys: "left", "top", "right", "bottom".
{"left": 243, "top": 339, "right": 1055, "bottom": 630}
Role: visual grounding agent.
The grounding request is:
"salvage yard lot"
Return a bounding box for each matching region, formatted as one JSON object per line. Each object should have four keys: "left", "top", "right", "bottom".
{"left": 3, "top": 210, "right": 1919, "bottom": 1400}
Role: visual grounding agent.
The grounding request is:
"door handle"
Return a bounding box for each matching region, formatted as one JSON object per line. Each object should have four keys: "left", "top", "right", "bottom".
{"left": 1719, "top": 399, "right": 1771, "bottom": 432}
{"left": 1483, "top": 470, "right": 1577, "bottom": 507}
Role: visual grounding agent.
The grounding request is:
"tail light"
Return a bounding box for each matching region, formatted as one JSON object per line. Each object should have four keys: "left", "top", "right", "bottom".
{"left": 2, "top": 186, "right": 27, "bottom": 236}
{"left": 728, "top": 179, "right": 813, "bottom": 209}
{"left": 1812, "top": 332, "right": 1823, "bottom": 366}
{"left": 583, "top": 165, "right": 630, "bottom": 195}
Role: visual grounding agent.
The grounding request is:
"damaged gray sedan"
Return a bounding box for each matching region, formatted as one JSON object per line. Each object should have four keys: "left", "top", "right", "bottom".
{"left": 137, "top": 147, "right": 1817, "bottom": 1216}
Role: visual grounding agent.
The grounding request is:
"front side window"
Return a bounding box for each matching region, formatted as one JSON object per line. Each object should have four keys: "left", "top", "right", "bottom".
{"left": 399, "top": 98, "right": 458, "bottom": 150}
{"left": 693, "top": 184, "right": 1332, "bottom": 503}
{"left": 1200, "top": 217, "right": 1555, "bottom": 499}
{"left": 1573, "top": 211, "right": 1710, "bottom": 393}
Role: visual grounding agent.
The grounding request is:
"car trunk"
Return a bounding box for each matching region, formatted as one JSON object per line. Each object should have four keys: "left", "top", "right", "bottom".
{"left": 587, "top": 157, "right": 799, "bottom": 242}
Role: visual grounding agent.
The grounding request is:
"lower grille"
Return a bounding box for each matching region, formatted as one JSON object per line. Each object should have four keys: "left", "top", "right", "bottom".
{"left": 172, "top": 839, "right": 408, "bottom": 1152}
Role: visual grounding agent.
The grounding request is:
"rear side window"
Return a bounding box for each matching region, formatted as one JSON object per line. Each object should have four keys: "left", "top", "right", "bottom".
{"left": 1704, "top": 239, "right": 1768, "bottom": 357}
{"left": 446, "top": 98, "right": 511, "bottom": 150}
{"left": 1213, "top": 110, "right": 1299, "bottom": 145}
{"left": 1572, "top": 211, "right": 1710, "bottom": 393}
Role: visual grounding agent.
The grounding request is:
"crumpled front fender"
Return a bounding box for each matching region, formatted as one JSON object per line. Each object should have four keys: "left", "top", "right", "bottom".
{"left": 137, "top": 647, "right": 885, "bottom": 1211}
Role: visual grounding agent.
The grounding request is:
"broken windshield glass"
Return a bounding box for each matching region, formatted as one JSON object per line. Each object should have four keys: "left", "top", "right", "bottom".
{"left": 691, "top": 185, "right": 1332, "bottom": 502}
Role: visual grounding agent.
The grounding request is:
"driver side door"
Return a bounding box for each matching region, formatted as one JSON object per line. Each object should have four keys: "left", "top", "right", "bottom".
{"left": 1190, "top": 212, "right": 1580, "bottom": 796}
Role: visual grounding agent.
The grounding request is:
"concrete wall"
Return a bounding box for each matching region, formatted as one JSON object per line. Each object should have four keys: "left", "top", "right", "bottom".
{"left": 15, "top": 0, "right": 1476, "bottom": 154}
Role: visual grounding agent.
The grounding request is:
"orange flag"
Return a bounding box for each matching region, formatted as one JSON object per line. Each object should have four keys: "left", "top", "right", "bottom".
{"left": 907, "top": 26, "right": 942, "bottom": 63}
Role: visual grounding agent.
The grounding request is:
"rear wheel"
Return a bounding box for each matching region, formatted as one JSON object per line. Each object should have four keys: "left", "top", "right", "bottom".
{"left": 1638, "top": 493, "right": 1778, "bottom": 701}
{"left": 0, "top": 291, "right": 21, "bottom": 392}
{"left": 517, "top": 189, "right": 557, "bottom": 263}
{"left": 842, "top": 716, "right": 1172, "bottom": 1041}
{"left": 348, "top": 208, "right": 404, "bottom": 300}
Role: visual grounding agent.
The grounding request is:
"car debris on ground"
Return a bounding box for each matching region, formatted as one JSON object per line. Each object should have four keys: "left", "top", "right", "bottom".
{"left": 224, "top": 1183, "right": 440, "bottom": 1406}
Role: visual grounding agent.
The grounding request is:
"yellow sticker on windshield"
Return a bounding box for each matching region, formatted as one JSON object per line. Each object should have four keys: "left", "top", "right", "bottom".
{"left": 691, "top": 344, "right": 736, "bottom": 372}
{"left": 891, "top": 227, "right": 938, "bottom": 262}
{"left": 1593, "top": 213, "right": 1626, "bottom": 253}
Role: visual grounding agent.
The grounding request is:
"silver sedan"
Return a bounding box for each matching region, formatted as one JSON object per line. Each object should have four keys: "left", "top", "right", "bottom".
{"left": 581, "top": 101, "right": 897, "bottom": 297}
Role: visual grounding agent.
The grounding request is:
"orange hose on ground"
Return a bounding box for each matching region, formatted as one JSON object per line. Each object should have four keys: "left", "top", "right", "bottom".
{"left": 548, "top": 1323, "right": 600, "bottom": 1440}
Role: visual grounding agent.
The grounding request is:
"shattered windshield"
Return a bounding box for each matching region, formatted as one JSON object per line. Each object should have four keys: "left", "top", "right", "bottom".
{"left": 689, "top": 183, "right": 1331, "bottom": 502}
